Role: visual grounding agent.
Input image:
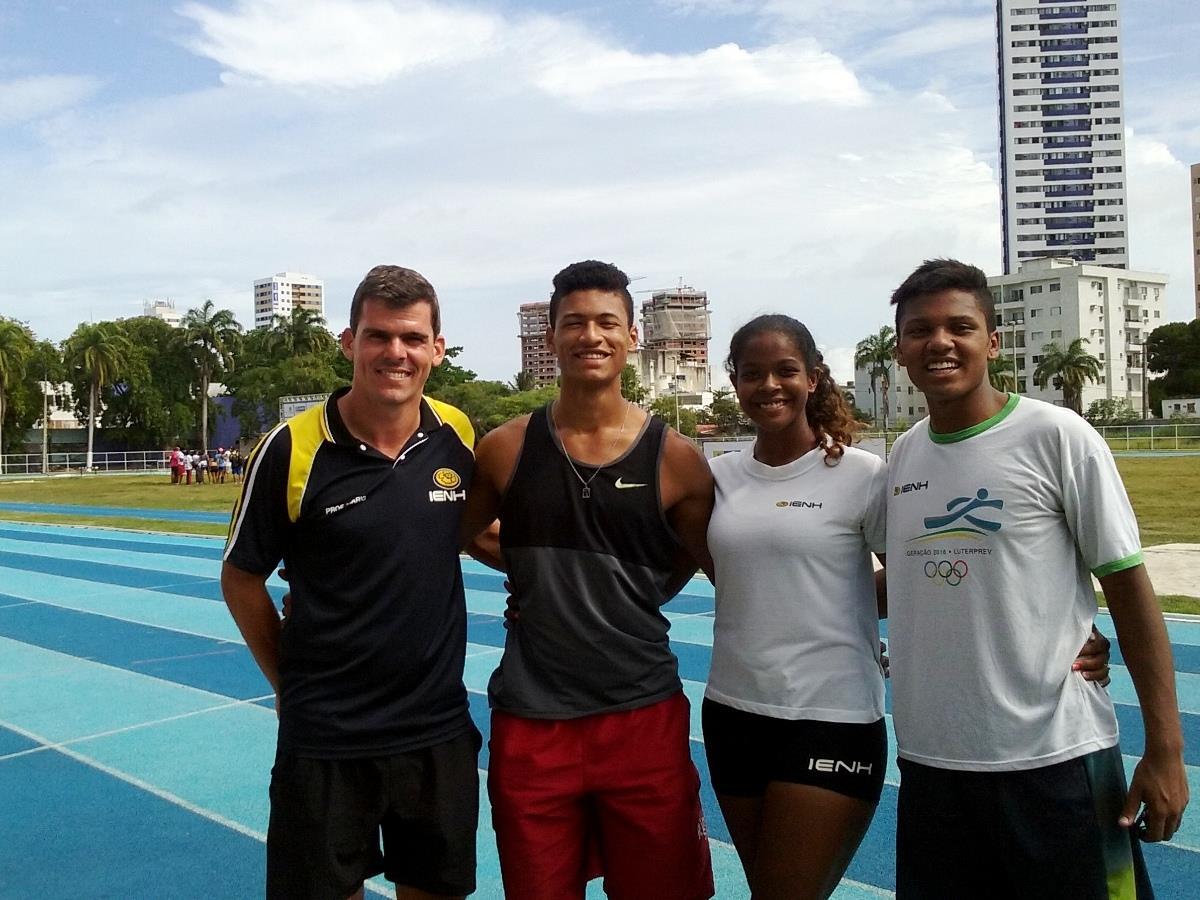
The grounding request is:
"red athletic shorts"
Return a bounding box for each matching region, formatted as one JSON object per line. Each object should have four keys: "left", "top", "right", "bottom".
{"left": 488, "top": 691, "right": 714, "bottom": 900}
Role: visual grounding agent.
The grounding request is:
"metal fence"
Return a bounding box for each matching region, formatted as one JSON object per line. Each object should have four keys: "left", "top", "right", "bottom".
{"left": 854, "top": 422, "right": 1200, "bottom": 457}
{"left": 0, "top": 451, "right": 170, "bottom": 476}
{"left": 3, "top": 424, "right": 1198, "bottom": 476}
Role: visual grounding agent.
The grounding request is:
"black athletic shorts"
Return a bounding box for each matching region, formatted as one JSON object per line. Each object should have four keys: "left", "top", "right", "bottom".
{"left": 896, "top": 745, "right": 1155, "bottom": 899}
{"left": 266, "top": 726, "right": 481, "bottom": 900}
{"left": 701, "top": 698, "right": 887, "bottom": 803}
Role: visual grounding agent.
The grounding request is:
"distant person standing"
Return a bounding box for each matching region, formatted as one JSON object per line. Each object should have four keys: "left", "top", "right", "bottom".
{"left": 184, "top": 451, "right": 194, "bottom": 485}
{"left": 197, "top": 451, "right": 208, "bottom": 484}
{"left": 230, "top": 446, "right": 243, "bottom": 483}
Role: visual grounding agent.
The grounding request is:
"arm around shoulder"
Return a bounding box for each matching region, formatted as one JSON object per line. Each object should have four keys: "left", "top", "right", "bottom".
{"left": 662, "top": 430, "right": 715, "bottom": 583}
{"left": 458, "top": 416, "right": 528, "bottom": 562}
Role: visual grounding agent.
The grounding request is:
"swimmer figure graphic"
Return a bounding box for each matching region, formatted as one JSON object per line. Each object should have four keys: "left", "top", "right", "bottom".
{"left": 923, "top": 489, "right": 1004, "bottom": 532}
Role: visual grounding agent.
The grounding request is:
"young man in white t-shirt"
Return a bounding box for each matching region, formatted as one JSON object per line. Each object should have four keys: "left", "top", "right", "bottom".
{"left": 884, "top": 259, "right": 1187, "bottom": 898}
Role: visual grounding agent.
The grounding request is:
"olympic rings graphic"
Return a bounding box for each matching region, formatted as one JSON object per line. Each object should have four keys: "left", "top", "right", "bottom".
{"left": 923, "top": 559, "right": 969, "bottom": 587}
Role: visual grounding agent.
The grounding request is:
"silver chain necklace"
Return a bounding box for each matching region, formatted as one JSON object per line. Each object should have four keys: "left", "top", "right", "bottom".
{"left": 550, "top": 400, "right": 632, "bottom": 499}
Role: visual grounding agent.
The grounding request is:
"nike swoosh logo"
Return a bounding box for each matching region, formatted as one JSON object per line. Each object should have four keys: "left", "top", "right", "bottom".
{"left": 614, "top": 477, "right": 648, "bottom": 489}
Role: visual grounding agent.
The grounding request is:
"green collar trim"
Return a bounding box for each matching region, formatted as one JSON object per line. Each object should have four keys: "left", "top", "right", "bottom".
{"left": 929, "top": 393, "right": 1019, "bottom": 444}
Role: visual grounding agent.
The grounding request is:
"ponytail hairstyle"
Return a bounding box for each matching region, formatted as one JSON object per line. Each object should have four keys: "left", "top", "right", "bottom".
{"left": 725, "top": 314, "right": 859, "bottom": 464}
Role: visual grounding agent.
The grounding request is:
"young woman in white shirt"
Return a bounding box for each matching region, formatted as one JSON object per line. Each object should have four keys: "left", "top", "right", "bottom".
{"left": 697, "top": 314, "right": 1109, "bottom": 900}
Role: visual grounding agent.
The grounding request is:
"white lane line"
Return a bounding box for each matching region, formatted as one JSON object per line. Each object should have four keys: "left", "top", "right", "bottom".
{"left": 0, "top": 718, "right": 267, "bottom": 844}
{"left": 0, "top": 694, "right": 276, "bottom": 764}
{"left": 129, "top": 647, "right": 239, "bottom": 666}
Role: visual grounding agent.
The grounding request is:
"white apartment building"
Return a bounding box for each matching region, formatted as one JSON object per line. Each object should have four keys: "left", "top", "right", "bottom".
{"left": 143, "top": 299, "right": 182, "bottom": 328}
{"left": 253, "top": 272, "right": 324, "bottom": 329}
{"left": 853, "top": 258, "right": 1166, "bottom": 423}
{"left": 636, "top": 284, "right": 712, "bottom": 404}
{"left": 1191, "top": 162, "right": 1199, "bottom": 319}
{"left": 997, "top": 1, "right": 1129, "bottom": 273}
{"left": 517, "top": 301, "right": 558, "bottom": 387}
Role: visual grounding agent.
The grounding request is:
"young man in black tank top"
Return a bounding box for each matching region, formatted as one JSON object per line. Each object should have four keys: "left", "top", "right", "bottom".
{"left": 462, "top": 261, "right": 716, "bottom": 899}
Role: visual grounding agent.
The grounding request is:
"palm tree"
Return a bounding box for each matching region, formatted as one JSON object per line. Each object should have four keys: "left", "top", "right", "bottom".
{"left": 512, "top": 370, "right": 537, "bottom": 392}
{"left": 0, "top": 319, "right": 33, "bottom": 473}
{"left": 854, "top": 326, "right": 897, "bottom": 430}
{"left": 1033, "top": 338, "right": 1102, "bottom": 414}
{"left": 183, "top": 300, "right": 243, "bottom": 450}
{"left": 988, "top": 356, "right": 1017, "bottom": 392}
{"left": 268, "top": 307, "right": 334, "bottom": 358}
{"left": 63, "top": 322, "right": 131, "bottom": 470}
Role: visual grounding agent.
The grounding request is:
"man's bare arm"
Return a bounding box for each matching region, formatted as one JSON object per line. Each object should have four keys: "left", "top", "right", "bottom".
{"left": 221, "top": 561, "right": 283, "bottom": 694}
{"left": 465, "top": 520, "right": 503, "bottom": 571}
{"left": 662, "top": 432, "right": 715, "bottom": 588}
{"left": 459, "top": 417, "right": 527, "bottom": 570}
{"left": 1101, "top": 564, "right": 1189, "bottom": 841}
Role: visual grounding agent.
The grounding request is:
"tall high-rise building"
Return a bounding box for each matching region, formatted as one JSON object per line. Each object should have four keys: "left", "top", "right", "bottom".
{"left": 637, "top": 284, "right": 711, "bottom": 400}
{"left": 1191, "top": 162, "right": 1200, "bottom": 319}
{"left": 997, "top": 1, "right": 1129, "bottom": 273}
{"left": 517, "top": 301, "right": 558, "bottom": 387}
{"left": 253, "top": 272, "right": 324, "bottom": 329}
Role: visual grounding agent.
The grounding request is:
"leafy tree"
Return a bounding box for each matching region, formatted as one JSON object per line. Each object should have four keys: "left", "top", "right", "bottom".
{"left": 268, "top": 308, "right": 336, "bottom": 358}
{"left": 511, "top": 370, "right": 537, "bottom": 392}
{"left": 649, "top": 395, "right": 698, "bottom": 438}
{"left": 483, "top": 386, "right": 561, "bottom": 432}
{"left": 1033, "top": 339, "right": 1102, "bottom": 414}
{"left": 182, "top": 300, "right": 243, "bottom": 450}
{"left": 5, "top": 339, "right": 66, "bottom": 470}
{"left": 101, "top": 317, "right": 196, "bottom": 448}
{"left": 988, "top": 356, "right": 1017, "bottom": 392}
{"left": 619, "top": 364, "right": 647, "bottom": 405}
{"left": 854, "top": 326, "right": 896, "bottom": 430}
{"left": 0, "top": 319, "right": 34, "bottom": 465}
{"left": 224, "top": 325, "right": 348, "bottom": 437}
{"left": 425, "top": 346, "right": 476, "bottom": 396}
{"left": 1145, "top": 321, "right": 1200, "bottom": 404}
{"left": 1084, "top": 398, "right": 1139, "bottom": 426}
{"left": 706, "top": 388, "right": 743, "bottom": 434}
{"left": 63, "top": 321, "right": 132, "bottom": 469}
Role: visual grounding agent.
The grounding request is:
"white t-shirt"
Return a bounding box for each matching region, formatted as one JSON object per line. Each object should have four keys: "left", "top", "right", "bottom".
{"left": 705, "top": 444, "right": 888, "bottom": 723}
{"left": 885, "top": 395, "right": 1140, "bottom": 771}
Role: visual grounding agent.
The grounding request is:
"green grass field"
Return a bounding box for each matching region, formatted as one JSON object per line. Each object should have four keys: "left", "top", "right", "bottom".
{"left": 0, "top": 474, "right": 238, "bottom": 537}
{"left": 1114, "top": 457, "right": 1200, "bottom": 546}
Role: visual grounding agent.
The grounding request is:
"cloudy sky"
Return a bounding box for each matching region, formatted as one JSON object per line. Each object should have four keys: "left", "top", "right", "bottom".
{"left": 1, "top": 0, "right": 1197, "bottom": 383}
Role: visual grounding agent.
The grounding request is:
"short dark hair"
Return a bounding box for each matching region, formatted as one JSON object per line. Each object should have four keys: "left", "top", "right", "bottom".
{"left": 549, "top": 260, "right": 634, "bottom": 326}
{"left": 349, "top": 265, "right": 440, "bottom": 334}
{"left": 890, "top": 258, "right": 994, "bottom": 332}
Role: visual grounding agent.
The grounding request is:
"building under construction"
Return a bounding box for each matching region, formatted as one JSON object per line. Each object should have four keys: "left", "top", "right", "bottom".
{"left": 637, "top": 284, "right": 712, "bottom": 401}
{"left": 517, "top": 301, "right": 558, "bottom": 387}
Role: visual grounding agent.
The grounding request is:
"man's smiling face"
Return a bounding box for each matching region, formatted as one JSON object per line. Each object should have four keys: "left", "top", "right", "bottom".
{"left": 896, "top": 288, "right": 999, "bottom": 405}
{"left": 341, "top": 296, "right": 445, "bottom": 408}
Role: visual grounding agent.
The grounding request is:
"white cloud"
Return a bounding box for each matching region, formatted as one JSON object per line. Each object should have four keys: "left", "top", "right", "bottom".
{"left": 1124, "top": 129, "right": 1196, "bottom": 323}
{"left": 535, "top": 39, "right": 867, "bottom": 111}
{"left": 854, "top": 16, "right": 992, "bottom": 66}
{"left": 180, "top": 0, "right": 502, "bottom": 87}
{"left": 0, "top": 74, "right": 101, "bottom": 124}
{"left": 5, "top": 0, "right": 1195, "bottom": 388}
{"left": 180, "top": 0, "right": 866, "bottom": 112}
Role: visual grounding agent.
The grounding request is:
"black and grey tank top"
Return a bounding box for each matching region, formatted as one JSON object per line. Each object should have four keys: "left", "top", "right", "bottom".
{"left": 488, "top": 404, "right": 684, "bottom": 718}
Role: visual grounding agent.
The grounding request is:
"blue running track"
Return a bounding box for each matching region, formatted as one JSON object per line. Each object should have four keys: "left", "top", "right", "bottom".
{"left": 0, "top": 519, "right": 1197, "bottom": 898}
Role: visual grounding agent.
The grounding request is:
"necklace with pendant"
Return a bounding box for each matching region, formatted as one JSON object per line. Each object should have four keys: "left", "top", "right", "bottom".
{"left": 550, "top": 400, "right": 632, "bottom": 499}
